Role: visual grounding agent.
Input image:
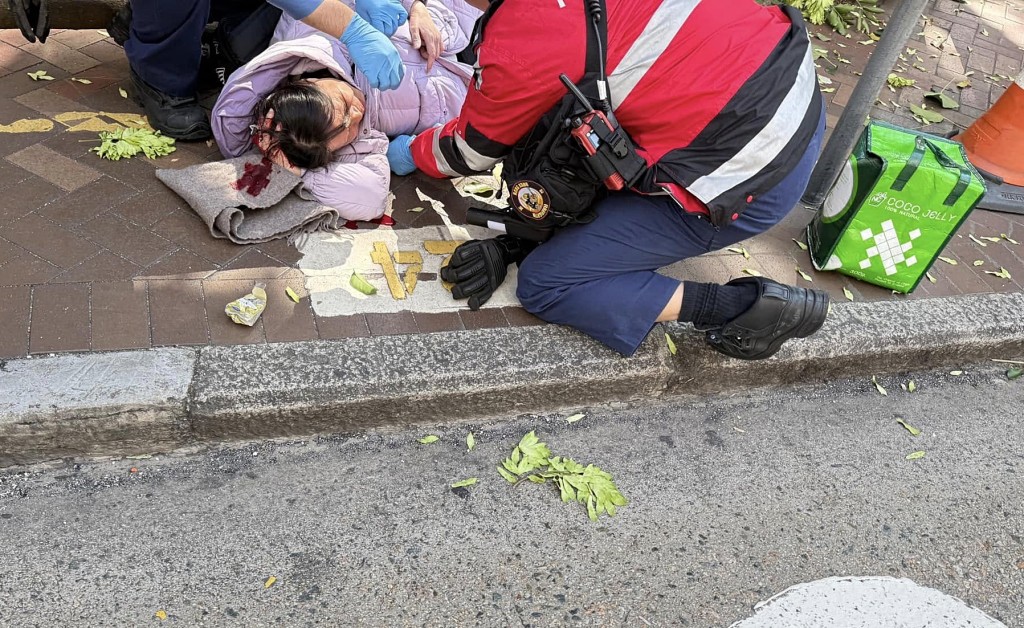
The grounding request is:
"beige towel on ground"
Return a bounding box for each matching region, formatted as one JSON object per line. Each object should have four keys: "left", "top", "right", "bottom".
{"left": 156, "top": 153, "right": 345, "bottom": 244}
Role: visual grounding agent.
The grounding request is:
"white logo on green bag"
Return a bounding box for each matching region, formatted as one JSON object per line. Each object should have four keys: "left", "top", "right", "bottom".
{"left": 859, "top": 220, "right": 921, "bottom": 276}
{"left": 868, "top": 191, "right": 888, "bottom": 206}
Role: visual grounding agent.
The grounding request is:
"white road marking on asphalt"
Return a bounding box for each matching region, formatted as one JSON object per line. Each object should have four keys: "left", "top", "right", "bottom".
{"left": 731, "top": 576, "right": 1006, "bottom": 628}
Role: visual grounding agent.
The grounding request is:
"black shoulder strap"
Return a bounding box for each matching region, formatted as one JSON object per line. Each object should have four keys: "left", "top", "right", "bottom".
{"left": 579, "top": 0, "right": 609, "bottom": 105}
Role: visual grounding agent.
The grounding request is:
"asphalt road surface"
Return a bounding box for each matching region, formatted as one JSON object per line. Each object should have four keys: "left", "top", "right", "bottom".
{"left": 1, "top": 366, "right": 1022, "bottom": 627}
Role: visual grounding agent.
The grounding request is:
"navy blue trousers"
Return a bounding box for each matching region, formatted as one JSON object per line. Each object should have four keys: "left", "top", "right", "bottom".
{"left": 516, "top": 113, "right": 825, "bottom": 356}
{"left": 124, "top": 0, "right": 261, "bottom": 97}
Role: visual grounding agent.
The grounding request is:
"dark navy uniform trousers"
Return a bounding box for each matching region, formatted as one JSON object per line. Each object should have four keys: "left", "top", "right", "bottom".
{"left": 124, "top": 0, "right": 263, "bottom": 97}
{"left": 516, "top": 110, "right": 826, "bottom": 356}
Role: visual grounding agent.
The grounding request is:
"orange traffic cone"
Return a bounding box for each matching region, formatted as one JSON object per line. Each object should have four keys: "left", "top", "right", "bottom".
{"left": 956, "top": 71, "right": 1024, "bottom": 186}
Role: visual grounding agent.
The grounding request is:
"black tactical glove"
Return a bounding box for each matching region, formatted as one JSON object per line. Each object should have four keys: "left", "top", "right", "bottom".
{"left": 440, "top": 235, "right": 535, "bottom": 310}
{"left": 8, "top": 0, "right": 49, "bottom": 43}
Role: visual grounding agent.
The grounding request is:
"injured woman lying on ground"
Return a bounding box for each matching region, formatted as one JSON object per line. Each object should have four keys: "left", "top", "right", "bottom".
{"left": 210, "top": 0, "right": 478, "bottom": 221}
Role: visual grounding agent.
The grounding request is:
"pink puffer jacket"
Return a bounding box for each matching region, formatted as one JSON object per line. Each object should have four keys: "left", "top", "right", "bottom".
{"left": 212, "top": 3, "right": 476, "bottom": 220}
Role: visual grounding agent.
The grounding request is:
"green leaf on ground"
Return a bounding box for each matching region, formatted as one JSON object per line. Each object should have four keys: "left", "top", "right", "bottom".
{"left": 906, "top": 450, "right": 926, "bottom": 460}
{"left": 417, "top": 435, "right": 439, "bottom": 444}
{"left": 466, "top": 432, "right": 475, "bottom": 451}
{"left": 728, "top": 246, "right": 751, "bottom": 259}
{"left": 349, "top": 272, "right": 377, "bottom": 295}
{"left": 450, "top": 478, "right": 478, "bottom": 488}
{"left": 497, "top": 432, "right": 626, "bottom": 521}
{"left": 973, "top": 260, "right": 985, "bottom": 266}
{"left": 843, "top": 287, "right": 854, "bottom": 301}
{"left": 907, "top": 380, "right": 917, "bottom": 393}
{"left": 742, "top": 268, "right": 763, "bottom": 277}
{"left": 872, "top": 375, "right": 888, "bottom": 396}
{"left": 71, "top": 77, "right": 92, "bottom": 84}
{"left": 887, "top": 74, "right": 916, "bottom": 88}
{"left": 497, "top": 466, "right": 518, "bottom": 483}
{"left": 956, "top": 80, "right": 972, "bottom": 89}
{"left": 566, "top": 413, "right": 586, "bottom": 424}
{"left": 797, "top": 268, "right": 813, "bottom": 282}
{"left": 91, "top": 127, "right": 175, "bottom": 161}
{"left": 793, "top": 239, "right": 809, "bottom": 251}
{"left": 27, "top": 70, "right": 54, "bottom": 81}
{"left": 985, "top": 267, "right": 1012, "bottom": 280}
{"left": 665, "top": 333, "right": 678, "bottom": 356}
{"left": 938, "top": 256, "right": 958, "bottom": 265}
{"left": 969, "top": 234, "right": 988, "bottom": 247}
{"left": 1007, "top": 366, "right": 1023, "bottom": 380}
{"left": 407, "top": 206, "right": 425, "bottom": 213}
{"left": 814, "top": 32, "right": 831, "bottom": 41}
{"left": 896, "top": 418, "right": 922, "bottom": 436}
{"left": 926, "top": 272, "right": 938, "bottom": 283}
{"left": 118, "top": 87, "right": 128, "bottom": 98}
{"left": 949, "top": 370, "right": 964, "bottom": 376}
{"left": 285, "top": 287, "right": 300, "bottom": 303}
{"left": 910, "top": 104, "right": 945, "bottom": 124}
{"left": 1001, "top": 233, "right": 1019, "bottom": 245}
{"left": 464, "top": 181, "right": 495, "bottom": 197}
{"left": 924, "top": 91, "right": 960, "bottom": 109}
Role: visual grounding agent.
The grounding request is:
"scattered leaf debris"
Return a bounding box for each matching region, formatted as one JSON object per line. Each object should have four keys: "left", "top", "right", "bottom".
{"left": 896, "top": 418, "right": 922, "bottom": 436}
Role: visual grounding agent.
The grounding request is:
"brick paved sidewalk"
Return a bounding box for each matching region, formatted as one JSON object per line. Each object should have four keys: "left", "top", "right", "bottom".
{"left": 1, "top": 0, "right": 1022, "bottom": 360}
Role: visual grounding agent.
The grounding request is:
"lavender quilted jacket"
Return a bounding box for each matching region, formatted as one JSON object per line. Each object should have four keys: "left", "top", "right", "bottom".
{"left": 211, "top": 2, "right": 476, "bottom": 220}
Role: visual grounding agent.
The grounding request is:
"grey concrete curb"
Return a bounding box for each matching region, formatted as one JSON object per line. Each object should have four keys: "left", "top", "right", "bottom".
{"left": 2, "top": 291, "right": 1023, "bottom": 467}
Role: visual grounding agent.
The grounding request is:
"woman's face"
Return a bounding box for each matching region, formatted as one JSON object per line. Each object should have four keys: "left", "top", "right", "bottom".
{"left": 301, "top": 77, "right": 365, "bottom": 151}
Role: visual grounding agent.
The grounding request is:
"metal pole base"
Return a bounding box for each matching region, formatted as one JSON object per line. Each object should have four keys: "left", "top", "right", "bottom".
{"left": 976, "top": 179, "right": 1024, "bottom": 216}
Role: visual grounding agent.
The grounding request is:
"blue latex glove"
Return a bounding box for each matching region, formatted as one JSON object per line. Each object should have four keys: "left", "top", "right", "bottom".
{"left": 355, "top": 0, "right": 408, "bottom": 37}
{"left": 387, "top": 135, "right": 417, "bottom": 175}
{"left": 340, "top": 14, "right": 405, "bottom": 91}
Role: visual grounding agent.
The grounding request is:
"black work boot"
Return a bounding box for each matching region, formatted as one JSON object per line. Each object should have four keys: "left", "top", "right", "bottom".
{"left": 704, "top": 277, "right": 829, "bottom": 360}
{"left": 129, "top": 68, "right": 212, "bottom": 141}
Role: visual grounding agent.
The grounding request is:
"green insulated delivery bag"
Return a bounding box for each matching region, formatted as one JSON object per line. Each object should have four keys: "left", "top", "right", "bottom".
{"left": 807, "top": 121, "right": 986, "bottom": 293}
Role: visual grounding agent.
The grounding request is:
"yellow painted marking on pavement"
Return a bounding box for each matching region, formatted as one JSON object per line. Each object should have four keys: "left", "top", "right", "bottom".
{"left": 0, "top": 111, "right": 151, "bottom": 135}
{"left": 394, "top": 250, "right": 424, "bottom": 295}
{"left": 424, "top": 240, "right": 463, "bottom": 255}
{"left": 0, "top": 119, "right": 54, "bottom": 133}
{"left": 424, "top": 241, "right": 464, "bottom": 292}
{"left": 370, "top": 241, "right": 406, "bottom": 300}
{"left": 404, "top": 263, "right": 423, "bottom": 295}
{"left": 54, "top": 111, "right": 151, "bottom": 133}
{"left": 393, "top": 251, "right": 423, "bottom": 265}
{"left": 439, "top": 255, "right": 454, "bottom": 292}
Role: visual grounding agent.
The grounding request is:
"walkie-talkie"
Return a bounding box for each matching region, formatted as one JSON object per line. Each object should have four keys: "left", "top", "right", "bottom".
{"left": 559, "top": 73, "right": 646, "bottom": 190}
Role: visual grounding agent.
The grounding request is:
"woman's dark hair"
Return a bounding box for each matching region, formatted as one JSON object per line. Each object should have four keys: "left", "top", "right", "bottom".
{"left": 253, "top": 81, "right": 347, "bottom": 170}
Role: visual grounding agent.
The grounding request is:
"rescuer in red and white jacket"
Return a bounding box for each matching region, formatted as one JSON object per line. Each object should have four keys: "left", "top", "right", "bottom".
{"left": 387, "top": 0, "right": 832, "bottom": 360}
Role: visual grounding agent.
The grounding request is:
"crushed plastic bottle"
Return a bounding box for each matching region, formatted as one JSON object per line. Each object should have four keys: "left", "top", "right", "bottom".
{"left": 225, "top": 283, "right": 267, "bottom": 326}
